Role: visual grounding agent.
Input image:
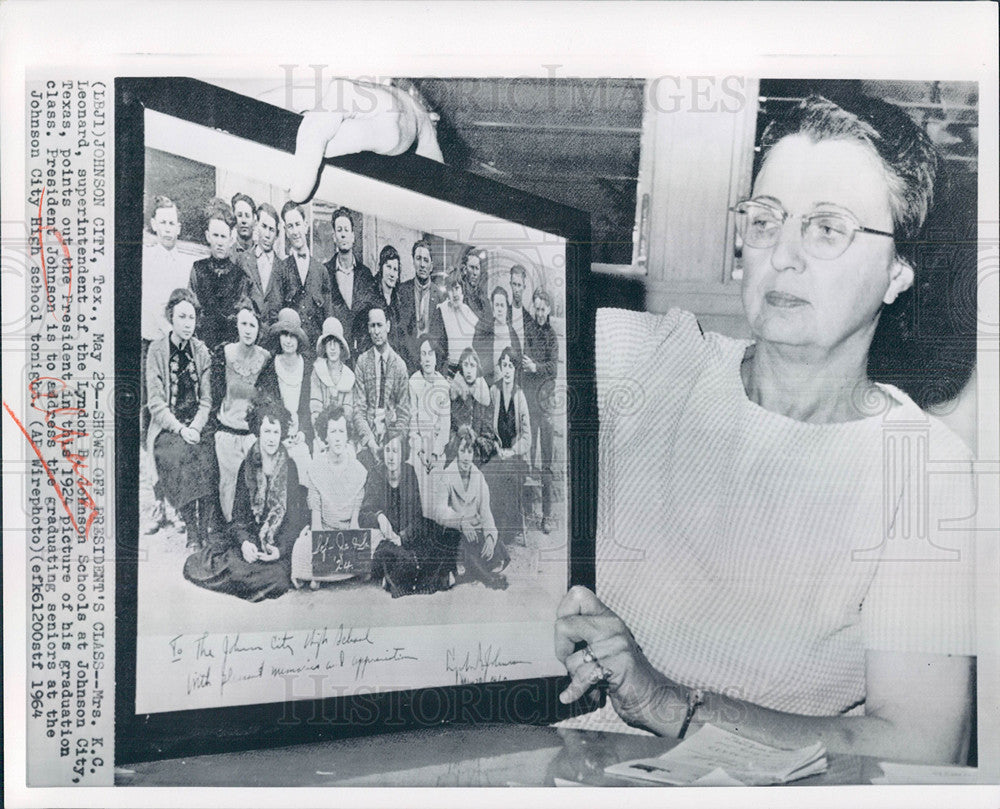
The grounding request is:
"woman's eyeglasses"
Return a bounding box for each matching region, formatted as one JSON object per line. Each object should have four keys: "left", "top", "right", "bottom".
{"left": 730, "top": 199, "right": 894, "bottom": 260}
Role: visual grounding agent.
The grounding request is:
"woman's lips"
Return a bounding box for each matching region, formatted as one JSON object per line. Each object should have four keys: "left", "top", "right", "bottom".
{"left": 765, "top": 291, "right": 809, "bottom": 307}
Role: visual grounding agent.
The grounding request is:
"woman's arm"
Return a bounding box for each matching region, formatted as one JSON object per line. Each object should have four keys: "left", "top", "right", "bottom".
{"left": 556, "top": 586, "right": 974, "bottom": 765}
{"left": 513, "top": 389, "right": 531, "bottom": 458}
{"left": 146, "top": 341, "right": 184, "bottom": 435}
{"left": 209, "top": 343, "right": 227, "bottom": 422}
{"left": 190, "top": 341, "right": 213, "bottom": 433}
{"left": 290, "top": 80, "right": 442, "bottom": 204}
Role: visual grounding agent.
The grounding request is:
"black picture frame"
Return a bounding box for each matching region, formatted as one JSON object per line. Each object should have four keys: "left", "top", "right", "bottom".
{"left": 114, "top": 77, "right": 599, "bottom": 764}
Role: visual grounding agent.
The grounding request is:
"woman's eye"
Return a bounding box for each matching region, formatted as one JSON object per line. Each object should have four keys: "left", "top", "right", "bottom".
{"left": 812, "top": 216, "right": 849, "bottom": 238}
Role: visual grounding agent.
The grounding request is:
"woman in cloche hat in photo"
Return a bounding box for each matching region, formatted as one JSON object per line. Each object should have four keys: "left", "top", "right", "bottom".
{"left": 309, "top": 316, "right": 356, "bottom": 452}
{"left": 257, "top": 307, "right": 314, "bottom": 448}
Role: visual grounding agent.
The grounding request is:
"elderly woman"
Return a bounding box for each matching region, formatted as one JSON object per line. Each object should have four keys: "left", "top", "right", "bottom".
{"left": 257, "top": 307, "right": 313, "bottom": 447}
{"left": 554, "top": 95, "right": 976, "bottom": 765}
{"left": 211, "top": 297, "right": 271, "bottom": 523}
{"left": 183, "top": 396, "right": 308, "bottom": 602}
{"left": 146, "top": 288, "right": 217, "bottom": 549}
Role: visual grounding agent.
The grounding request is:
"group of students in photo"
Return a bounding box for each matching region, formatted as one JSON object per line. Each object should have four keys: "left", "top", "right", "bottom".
{"left": 140, "top": 191, "right": 560, "bottom": 601}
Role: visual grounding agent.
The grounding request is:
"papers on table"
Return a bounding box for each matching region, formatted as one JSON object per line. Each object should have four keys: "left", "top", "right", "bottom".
{"left": 872, "top": 761, "right": 981, "bottom": 785}
{"left": 604, "top": 724, "right": 827, "bottom": 786}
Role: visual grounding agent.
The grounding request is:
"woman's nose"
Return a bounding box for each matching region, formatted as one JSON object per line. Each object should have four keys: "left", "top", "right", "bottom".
{"left": 770, "top": 219, "right": 806, "bottom": 273}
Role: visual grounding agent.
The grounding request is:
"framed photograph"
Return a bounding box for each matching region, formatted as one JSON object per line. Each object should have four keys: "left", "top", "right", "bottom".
{"left": 114, "top": 78, "right": 596, "bottom": 761}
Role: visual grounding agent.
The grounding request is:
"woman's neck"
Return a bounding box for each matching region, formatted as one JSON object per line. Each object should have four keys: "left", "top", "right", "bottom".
{"left": 260, "top": 449, "right": 278, "bottom": 475}
{"left": 234, "top": 341, "right": 256, "bottom": 360}
{"left": 741, "top": 339, "right": 883, "bottom": 423}
{"left": 277, "top": 351, "right": 299, "bottom": 367}
{"left": 501, "top": 379, "right": 514, "bottom": 398}
{"left": 325, "top": 357, "right": 342, "bottom": 373}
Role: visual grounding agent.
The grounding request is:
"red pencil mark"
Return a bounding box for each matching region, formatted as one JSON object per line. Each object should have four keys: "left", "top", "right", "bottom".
{"left": 3, "top": 378, "right": 99, "bottom": 541}
{"left": 36, "top": 187, "right": 74, "bottom": 314}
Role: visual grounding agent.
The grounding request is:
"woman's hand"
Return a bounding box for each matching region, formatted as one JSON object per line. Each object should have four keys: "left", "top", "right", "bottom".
{"left": 290, "top": 80, "right": 443, "bottom": 203}
{"left": 180, "top": 426, "right": 200, "bottom": 445}
{"left": 241, "top": 540, "right": 261, "bottom": 563}
{"left": 459, "top": 517, "right": 479, "bottom": 545}
{"left": 555, "top": 586, "right": 679, "bottom": 732}
{"left": 377, "top": 514, "right": 401, "bottom": 545}
{"left": 482, "top": 533, "right": 497, "bottom": 561}
{"left": 258, "top": 542, "right": 280, "bottom": 562}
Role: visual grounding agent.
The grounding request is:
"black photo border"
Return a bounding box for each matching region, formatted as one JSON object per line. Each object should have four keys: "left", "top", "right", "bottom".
{"left": 114, "top": 77, "right": 598, "bottom": 764}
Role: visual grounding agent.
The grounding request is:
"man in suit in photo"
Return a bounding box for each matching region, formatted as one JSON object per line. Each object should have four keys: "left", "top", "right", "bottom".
{"left": 188, "top": 198, "right": 250, "bottom": 351}
{"left": 229, "top": 192, "right": 257, "bottom": 265}
{"left": 324, "top": 206, "right": 376, "bottom": 355}
{"left": 271, "top": 200, "right": 334, "bottom": 357}
{"left": 522, "top": 287, "right": 559, "bottom": 534}
{"left": 352, "top": 306, "right": 411, "bottom": 471}
{"left": 508, "top": 263, "right": 533, "bottom": 345}
{"left": 238, "top": 202, "right": 283, "bottom": 328}
{"left": 397, "top": 238, "right": 445, "bottom": 373}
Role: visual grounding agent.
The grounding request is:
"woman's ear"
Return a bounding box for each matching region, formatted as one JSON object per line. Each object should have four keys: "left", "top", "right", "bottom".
{"left": 883, "top": 255, "right": 915, "bottom": 304}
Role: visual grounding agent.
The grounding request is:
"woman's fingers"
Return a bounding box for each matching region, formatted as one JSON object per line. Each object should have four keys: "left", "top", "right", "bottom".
{"left": 290, "top": 111, "right": 345, "bottom": 203}
{"left": 556, "top": 585, "right": 610, "bottom": 619}
{"left": 554, "top": 613, "right": 623, "bottom": 664}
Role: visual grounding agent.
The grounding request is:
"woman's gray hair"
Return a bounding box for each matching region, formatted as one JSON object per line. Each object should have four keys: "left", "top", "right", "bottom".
{"left": 759, "top": 94, "right": 937, "bottom": 243}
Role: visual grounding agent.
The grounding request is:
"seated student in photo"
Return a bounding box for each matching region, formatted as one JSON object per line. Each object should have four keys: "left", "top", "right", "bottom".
{"left": 361, "top": 435, "right": 449, "bottom": 597}
{"left": 309, "top": 316, "right": 356, "bottom": 451}
{"left": 448, "top": 346, "right": 497, "bottom": 466}
{"left": 408, "top": 337, "right": 450, "bottom": 512}
{"left": 486, "top": 346, "right": 531, "bottom": 546}
{"left": 429, "top": 269, "right": 479, "bottom": 376}
{"left": 301, "top": 403, "right": 367, "bottom": 531}
{"left": 473, "top": 285, "right": 523, "bottom": 387}
{"left": 352, "top": 306, "right": 411, "bottom": 471}
{"left": 183, "top": 395, "right": 308, "bottom": 603}
{"left": 257, "top": 307, "right": 313, "bottom": 448}
{"left": 188, "top": 198, "right": 250, "bottom": 351}
{"left": 211, "top": 298, "right": 271, "bottom": 523}
{"left": 146, "top": 288, "right": 218, "bottom": 549}
{"left": 430, "top": 425, "right": 509, "bottom": 591}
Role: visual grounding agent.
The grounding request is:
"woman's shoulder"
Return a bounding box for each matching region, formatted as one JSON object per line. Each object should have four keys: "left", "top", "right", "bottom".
{"left": 596, "top": 306, "right": 701, "bottom": 345}
{"left": 339, "top": 365, "right": 356, "bottom": 391}
{"left": 595, "top": 307, "right": 707, "bottom": 378}
{"left": 190, "top": 337, "right": 211, "bottom": 361}
{"left": 878, "top": 383, "right": 975, "bottom": 463}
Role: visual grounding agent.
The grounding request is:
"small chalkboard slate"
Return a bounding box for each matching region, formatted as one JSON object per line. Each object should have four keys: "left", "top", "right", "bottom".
{"left": 311, "top": 530, "right": 372, "bottom": 578}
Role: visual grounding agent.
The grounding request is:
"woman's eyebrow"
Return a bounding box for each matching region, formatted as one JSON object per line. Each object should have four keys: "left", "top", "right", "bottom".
{"left": 751, "top": 194, "right": 784, "bottom": 207}
{"left": 810, "top": 200, "right": 854, "bottom": 212}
